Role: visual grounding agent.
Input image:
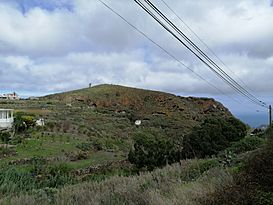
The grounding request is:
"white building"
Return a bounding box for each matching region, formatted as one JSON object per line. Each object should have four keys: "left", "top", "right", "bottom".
{"left": 0, "top": 92, "right": 19, "bottom": 100}
{"left": 0, "top": 109, "right": 14, "bottom": 129}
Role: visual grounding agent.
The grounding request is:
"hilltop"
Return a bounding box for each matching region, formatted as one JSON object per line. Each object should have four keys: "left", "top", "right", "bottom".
{"left": 44, "top": 84, "right": 232, "bottom": 133}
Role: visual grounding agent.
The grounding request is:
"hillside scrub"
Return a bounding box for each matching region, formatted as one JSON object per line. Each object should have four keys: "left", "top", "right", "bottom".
{"left": 202, "top": 126, "right": 273, "bottom": 205}
{"left": 128, "top": 131, "right": 181, "bottom": 170}
{"left": 224, "top": 135, "right": 265, "bottom": 155}
{"left": 0, "top": 129, "right": 268, "bottom": 205}
{"left": 129, "top": 117, "right": 247, "bottom": 170}
{"left": 0, "top": 163, "right": 75, "bottom": 197}
{"left": 182, "top": 117, "right": 247, "bottom": 159}
{"left": 0, "top": 158, "right": 225, "bottom": 205}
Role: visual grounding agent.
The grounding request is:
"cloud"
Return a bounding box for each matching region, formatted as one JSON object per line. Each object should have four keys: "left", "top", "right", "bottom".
{"left": 0, "top": 0, "right": 272, "bottom": 110}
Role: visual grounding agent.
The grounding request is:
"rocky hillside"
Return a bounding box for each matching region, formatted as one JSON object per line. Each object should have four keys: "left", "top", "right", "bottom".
{"left": 45, "top": 84, "right": 232, "bottom": 133}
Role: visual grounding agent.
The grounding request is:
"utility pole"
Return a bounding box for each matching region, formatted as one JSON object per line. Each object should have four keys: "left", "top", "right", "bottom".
{"left": 269, "top": 105, "right": 272, "bottom": 127}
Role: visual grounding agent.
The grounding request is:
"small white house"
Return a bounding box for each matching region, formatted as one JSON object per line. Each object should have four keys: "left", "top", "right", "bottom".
{"left": 0, "top": 109, "right": 14, "bottom": 129}
{"left": 0, "top": 93, "right": 19, "bottom": 100}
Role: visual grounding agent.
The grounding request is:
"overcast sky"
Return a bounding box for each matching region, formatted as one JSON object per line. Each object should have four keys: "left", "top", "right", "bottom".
{"left": 0, "top": 0, "right": 272, "bottom": 125}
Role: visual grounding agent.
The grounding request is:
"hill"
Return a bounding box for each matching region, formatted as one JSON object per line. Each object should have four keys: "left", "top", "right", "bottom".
{"left": 0, "top": 84, "right": 234, "bottom": 170}
{"left": 0, "top": 84, "right": 241, "bottom": 204}
{"left": 44, "top": 84, "right": 232, "bottom": 133}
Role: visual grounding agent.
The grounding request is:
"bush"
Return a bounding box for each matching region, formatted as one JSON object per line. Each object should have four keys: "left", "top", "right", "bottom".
{"left": 182, "top": 117, "right": 247, "bottom": 159}
{"left": 203, "top": 127, "right": 273, "bottom": 205}
{"left": 128, "top": 131, "right": 180, "bottom": 170}
{"left": 0, "top": 132, "right": 11, "bottom": 144}
{"left": 76, "top": 142, "right": 93, "bottom": 151}
{"left": 14, "top": 112, "right": 36, "bottom": 133}
{"left": 225, "top": 136, "right": 265, "bottom": 154}
{"left": 0, "top": 159, "right": 226, "bottom": 205}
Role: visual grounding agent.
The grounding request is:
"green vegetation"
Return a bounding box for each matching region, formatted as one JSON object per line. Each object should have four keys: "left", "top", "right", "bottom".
{"left": 14, "top": 112, "right": 36, "bottom": 133}
{"left": 0, "top": 84, "right": 269, "bottom": 205}
{"left": 1, "top": 128, "right": 267, "bottom": 205}
{"left": 205, "top": 126, "right": 273, "bottom": 205}
{"left": 0, "top": 164, "right": 74, "bottom": 196}
{"left": 0, "top": 132, "right": 11, "bottom": 144}
{"left": 128, "top": 131, "right": 180, "bottom": 170}
{"left": 182, "top": 117, "right": 247, "bottom": 158}
{"left": 128, "top": 117, "right": 247, "bottom": 171}
{"left": 225, "top": 135, "right": 265, "bottom": 154}
{"left": 0, "top": 158, "right": 223, "bottom": 205}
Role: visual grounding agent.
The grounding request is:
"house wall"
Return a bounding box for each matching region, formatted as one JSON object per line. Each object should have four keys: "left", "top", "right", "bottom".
{"left": 0, "top": 110, "right": 14, "bottom": 129}
{"left": 0, "top": 93, "right": 19, "bottom": 100}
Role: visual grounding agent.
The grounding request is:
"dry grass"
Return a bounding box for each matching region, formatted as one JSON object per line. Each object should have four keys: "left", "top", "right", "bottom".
{"left": 0, "top": 159, "right": 234, "bottom": 205}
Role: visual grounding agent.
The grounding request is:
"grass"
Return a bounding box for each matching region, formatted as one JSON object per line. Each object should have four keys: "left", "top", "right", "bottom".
{"left": 0, "top": 158, "right": 226, "bottom": 205}
{"left": 64, "top": 151, "right": 124, "bottom": 170}
{"left": 0, "top": 135, "right": 82, "bottom": 165}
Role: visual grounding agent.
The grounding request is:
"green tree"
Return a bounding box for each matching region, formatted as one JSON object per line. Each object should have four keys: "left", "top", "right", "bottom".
{"left": 128, "top": 131, "right": 180, "bottom": 170}
{"left": 182, "top": 117, "right": 247, "bottom": 159}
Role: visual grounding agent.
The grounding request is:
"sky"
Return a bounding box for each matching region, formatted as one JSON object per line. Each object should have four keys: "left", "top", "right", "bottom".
{"left": 0, "top": 0, "right": 272, "bottom": 127}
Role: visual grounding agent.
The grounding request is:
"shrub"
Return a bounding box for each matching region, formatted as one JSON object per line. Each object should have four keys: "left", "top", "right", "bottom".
{"left": 0, "top": 132, "right": 11, "bottom": 144}
{"left": 14, "top": 112, "right": 36, "bottom": 133}
{"left": 92, "top": 140, "right": 103, "bottom": 151}
{"left": 76, "top": 142, "right": 93, "bottom": 151}
{"left": 0, "top": 159, "right": 227, "bottom": 205}
{"left": 203, "top": 127, "right": 273, "bottom": 205}
{"left": 225, "top": 136, "right": 265, "bottom": 154}
{"left": 182, "top": 117, "right": 247, "bottom": 159}
{"left": 128, "top": 131, "right": 180, "bottom": 170}
{"left": 21, "top": 116, "right": 36, "bottom": 128}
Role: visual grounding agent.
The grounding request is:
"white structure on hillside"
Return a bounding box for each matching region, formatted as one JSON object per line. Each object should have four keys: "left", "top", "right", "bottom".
{"left": 0, "top": 109, "right": 14, "bottom": 129}
{"left": 36, "top": 118, "right": 45, "bottom": 126}
{"left": 0, "top": 92, "right": 19, "bottom": 100}
{"left": 135, "top": 120, "right": 142, "bottom": 126}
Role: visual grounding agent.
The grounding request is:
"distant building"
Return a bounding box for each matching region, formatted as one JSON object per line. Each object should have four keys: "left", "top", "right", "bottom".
{"left": 0, "top": 92, "right": 19, "bottom": 100}
{"left": 28, "top": 96, "right": 39, "bottom": 100}
{"left": 0, "top": 109, "right": 14, "bottom": 129}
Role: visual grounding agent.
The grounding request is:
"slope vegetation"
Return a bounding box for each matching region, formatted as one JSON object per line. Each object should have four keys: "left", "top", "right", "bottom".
{"left": 0, "top": 84, "right": 241, "bottom": 204}
{"left": 45, "top": 84, "right": 232, "bottom": 133}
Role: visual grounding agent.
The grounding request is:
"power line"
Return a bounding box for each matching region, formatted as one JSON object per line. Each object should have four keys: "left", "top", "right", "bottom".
{"left": 142, "top": 0, "right": 266, "bottom": 107}
{"left": 136, "top": 0, "right": 263, "bottom": 107}
{"left": 96, "top": 0, "right": 242, "bottom": 104}
{"left": 135, "top": 0, "right": 267, "bottom": 109}
{"left": 159, "top": 0, "right": 254, "bottom": 93}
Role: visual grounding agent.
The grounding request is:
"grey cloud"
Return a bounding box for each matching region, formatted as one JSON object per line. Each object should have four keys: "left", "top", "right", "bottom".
{"left": 0, "top": 0, "right": 272, "bottom": 99}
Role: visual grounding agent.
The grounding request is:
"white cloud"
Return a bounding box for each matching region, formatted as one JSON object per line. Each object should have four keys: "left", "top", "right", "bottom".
{"left": 0, "top": 0, "right": 272, "bottom": 108}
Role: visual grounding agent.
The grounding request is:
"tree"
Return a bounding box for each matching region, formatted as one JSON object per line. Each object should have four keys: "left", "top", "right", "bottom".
{"left": 128, "top": 131, "right": 180, "bottom": 170}
{"left": 182, "top": 117, "right": 247, "bottom": 159}
{"left": 128, "top": 117, "right": 247, "bottom": 170}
